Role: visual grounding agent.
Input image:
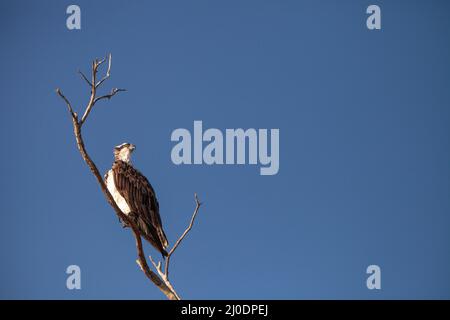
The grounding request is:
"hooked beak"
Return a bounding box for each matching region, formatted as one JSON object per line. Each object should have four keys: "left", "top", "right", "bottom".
{"left": 129, "top": 144, "right": 136, "bottom": 151}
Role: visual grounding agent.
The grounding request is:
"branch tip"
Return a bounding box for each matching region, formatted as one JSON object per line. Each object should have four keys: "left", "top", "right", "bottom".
{"left": 78, "top": 69, "right": 93, "bottom": 86}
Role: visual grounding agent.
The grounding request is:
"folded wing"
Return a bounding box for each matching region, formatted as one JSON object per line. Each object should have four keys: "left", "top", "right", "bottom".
{"left": 112, "top": 161, "right": 169, "bottom": 255}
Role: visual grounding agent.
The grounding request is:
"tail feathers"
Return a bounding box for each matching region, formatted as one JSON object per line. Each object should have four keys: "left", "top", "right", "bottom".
{"left": 137, "top": 219, "right": 168, "bottom": 258}
{"left": 160, "top": 234, "right": 168, "bottom": 258}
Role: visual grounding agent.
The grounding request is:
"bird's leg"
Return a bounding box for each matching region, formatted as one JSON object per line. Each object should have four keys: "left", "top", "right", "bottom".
{"left": 118, "top": 216, "right": 128, "bottom": 228}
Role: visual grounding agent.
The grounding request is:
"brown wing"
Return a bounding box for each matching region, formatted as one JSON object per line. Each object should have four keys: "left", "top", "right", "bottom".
{"left": 112, "top": 161, "right": 169, "bottom": 255}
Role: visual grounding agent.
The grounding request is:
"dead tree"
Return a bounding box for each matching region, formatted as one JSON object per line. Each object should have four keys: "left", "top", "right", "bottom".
{"left": 56, "top": 54, "right": 202, "bottom": 300}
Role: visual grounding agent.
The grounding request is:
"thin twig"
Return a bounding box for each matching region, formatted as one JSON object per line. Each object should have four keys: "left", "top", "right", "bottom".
{"left": 164, "top": 194, "right": 202, "bottom": 279}
{"left": 79, "top": 61, "right": 98, "bottom": 126}
{"left": 55, "top": 88, "right": 76, "bottom": 118}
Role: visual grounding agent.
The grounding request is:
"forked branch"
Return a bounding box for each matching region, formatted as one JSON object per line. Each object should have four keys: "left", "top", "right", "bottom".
{"left": 165, "top": 194, "right": 202, "bottom": 278}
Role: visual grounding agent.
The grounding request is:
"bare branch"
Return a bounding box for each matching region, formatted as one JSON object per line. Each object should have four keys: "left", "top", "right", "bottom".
{"left": 78, "top": 70, "right": 92, "bottom": 87}
{"left": 97, "top": 56, "right": 107, "bottom": 67}
{"left": 96, "top": 53, "right": 112, "bottom": 88}
{"left": 80, "top": 54, "right": 123, "bottom": 126}
{"left": 94, "top": 88, "right": 126, "bottom": 104}
{"left": 164, "top": 194, "right": 202, "bottom": 279}
{"left": 56, "top": 54, "right": 203, "bottom": 300}
{"left": 55, "top": 88, "right": 77, "bottom": 119}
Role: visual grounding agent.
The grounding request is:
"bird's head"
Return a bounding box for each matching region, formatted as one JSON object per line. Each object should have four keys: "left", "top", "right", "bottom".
{"left": 114, "top": 142, "right": 136, "bottom": 163}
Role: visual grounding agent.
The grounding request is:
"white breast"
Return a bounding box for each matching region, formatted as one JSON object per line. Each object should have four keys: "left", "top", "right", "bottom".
{"left": 106, "top": 169, "right": 131, "bottom": 215}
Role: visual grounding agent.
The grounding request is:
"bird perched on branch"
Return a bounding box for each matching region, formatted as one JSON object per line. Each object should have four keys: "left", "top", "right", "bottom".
{"left": 105, "top": 143, "right": 169, "bottom": 257}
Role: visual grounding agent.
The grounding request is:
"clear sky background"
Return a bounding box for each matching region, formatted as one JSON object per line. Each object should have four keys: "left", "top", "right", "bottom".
{"left": 0, "top": 0, "right": 449, "bottom": 299}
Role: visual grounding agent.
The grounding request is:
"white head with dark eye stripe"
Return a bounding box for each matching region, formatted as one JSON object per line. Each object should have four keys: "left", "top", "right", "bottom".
{"left": 114, "top": 143, "right": 136, "bottom": 163}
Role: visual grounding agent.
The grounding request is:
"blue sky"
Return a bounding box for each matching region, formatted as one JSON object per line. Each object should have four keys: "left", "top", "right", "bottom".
{"left": 0, "top": 0, "right": 449, "bottom": 299}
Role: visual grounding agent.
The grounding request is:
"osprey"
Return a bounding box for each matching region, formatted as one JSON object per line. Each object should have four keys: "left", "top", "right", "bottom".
{"left": 105, "top": 143, "right": 169, "bottom": 257}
